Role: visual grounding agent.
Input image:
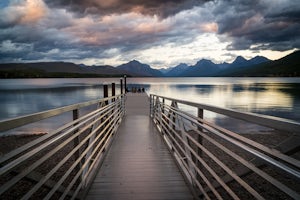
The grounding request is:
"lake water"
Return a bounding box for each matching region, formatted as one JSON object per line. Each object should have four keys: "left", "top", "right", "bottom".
{"left": 1, "top": 77, "right": 300, "bottom": 135}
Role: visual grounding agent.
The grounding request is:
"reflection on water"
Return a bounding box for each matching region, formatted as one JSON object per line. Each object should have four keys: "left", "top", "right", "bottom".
{"left": 143, "top": 81, "right": 300, "bottom": 121}
{"left": 0, "top": 78, "right": 122, "bottom": 120}
{"left": 0, "top": 77, "right": 299, "bottom": 135}
{"left": 149, "top": 84, "right": 299, "bottom": 113}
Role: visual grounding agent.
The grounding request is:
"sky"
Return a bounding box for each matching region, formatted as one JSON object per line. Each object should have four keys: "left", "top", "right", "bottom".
{"left": 0, "top": 0, "right": 299, "bottom": 69}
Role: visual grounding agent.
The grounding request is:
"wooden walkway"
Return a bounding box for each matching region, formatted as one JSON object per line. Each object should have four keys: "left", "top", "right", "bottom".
{"left": 85, "top": 93, "right": 194, "bottom": 200}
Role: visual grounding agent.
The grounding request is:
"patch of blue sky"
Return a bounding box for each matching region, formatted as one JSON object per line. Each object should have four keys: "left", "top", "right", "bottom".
{"left": 0, "top": 0, "right": 9, "bottom": 8}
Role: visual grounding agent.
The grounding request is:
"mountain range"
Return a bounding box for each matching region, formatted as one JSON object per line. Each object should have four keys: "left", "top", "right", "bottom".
{"left": 168, "top": 55, "right": 271, "bottom": 77}
{"left": 0, "top": 51, "right": 299, "bottom": 78}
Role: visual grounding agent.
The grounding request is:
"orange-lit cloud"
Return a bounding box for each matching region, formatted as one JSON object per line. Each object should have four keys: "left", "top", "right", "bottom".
{"left": 201, "top": 22, "right": 218, "bottom": 33}
{"left": 63, "top": 12, "right": 171, "bottom": 46}
{"left": 45, "top": 0, "right": 211, "bottom": 18}
{"left": 0, "top": 0, "right": 47, "bottom": 27}
{"left": 20, "top": 0, "right": 48, "bottom": 23}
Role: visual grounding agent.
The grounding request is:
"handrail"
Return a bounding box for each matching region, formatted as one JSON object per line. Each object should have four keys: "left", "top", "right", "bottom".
{"left": 0, "top": 94, "right": 123, "bottom": 132}
{"left": 163, "top": 104, "right": 300, "bottom": 169}
{"left": 152, "top": 94, "right": 300, "bottom": 134}
{"left": 150, "top": 94, "right": 300, "bottom": 200}
{"left": 0, "top": 93, "right": 126, "bottom": 199}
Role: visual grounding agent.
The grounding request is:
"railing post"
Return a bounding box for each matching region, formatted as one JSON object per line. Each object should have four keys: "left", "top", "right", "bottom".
{"left": 171, "top": 101, "right": 176, "bottom": 131}
{"left": 197, "top": 108, "right": 203, "bottom": 155}
{"left": 162, "top": 98, "right": 165, "bottom": 113}
{"left": 150, "top": 94, "right": 153, "bottom": 117}
{"left": 197, "top": 107, "right": 203, "bottom": 184}
{"left": 72, "top": 109, "right": 82, "bottom": 172}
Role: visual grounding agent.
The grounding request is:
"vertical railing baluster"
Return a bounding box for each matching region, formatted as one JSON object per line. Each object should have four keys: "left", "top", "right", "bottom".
{"left": 112, "top": 83, "right": 118, "bottom": 133}
{"left": 197, "top": 108, "right": 203, "bottom": 157}
{"left": 119, "top": 80, "right": 123, "bottom": 124}
{"left": 171, "top": 101, "right": 177, "bottom": 131}
{"left": 162, "top": 98, "right": 165, "bottom": 113}
{"left": 150, "top": 94, "right": 152, "bottom": 118}
{"left": 197, "top": 107, "right": 204, "bottom": 187}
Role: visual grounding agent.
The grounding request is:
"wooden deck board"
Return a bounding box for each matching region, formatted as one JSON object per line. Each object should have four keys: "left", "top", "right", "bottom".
{"left": 85, "top": 93, "right": 194, "bottom": 200}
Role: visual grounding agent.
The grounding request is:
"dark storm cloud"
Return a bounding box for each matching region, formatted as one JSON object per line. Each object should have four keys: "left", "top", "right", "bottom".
{"left": 0, "top": 0, "right": 210, "bottom": 63}
{"left": 44, "top": 0, "right": 210, "bottom": 18}
{"left": 0, "top": 0, "right": 299, "bottom": 65}
{"left": 212, "top": 0, "right": 300, "bottom": 51}
{"left": 213, "top": 0, "right": 261, "bottom": 34}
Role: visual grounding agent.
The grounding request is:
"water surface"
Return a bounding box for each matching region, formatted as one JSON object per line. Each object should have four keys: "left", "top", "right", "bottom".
{"left": 1, "top": 77, "right": 299, "bottom": 135}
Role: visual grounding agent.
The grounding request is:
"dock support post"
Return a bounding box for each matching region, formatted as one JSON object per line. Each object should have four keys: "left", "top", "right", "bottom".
{"left": 112, "top": 83, "right": 115, "bottom": 102}
{"left": 103, "top": 84, "right": 108, "bottom": 105}
{"left": 124, "top": 75, "right": 127, "bottom": 93}
{"left": 120, "top": 79, "right": 123, "bottom": 94}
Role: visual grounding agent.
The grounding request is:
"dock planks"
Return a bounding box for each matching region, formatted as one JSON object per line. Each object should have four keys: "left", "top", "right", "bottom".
{"left": 85, "top": 93, "right": 194, "bottom": 200}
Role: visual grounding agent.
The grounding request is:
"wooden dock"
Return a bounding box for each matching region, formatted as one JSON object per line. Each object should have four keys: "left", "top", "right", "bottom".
{"left": 85, "top": 93, "right": 194, "bottom": 200}
{"left": 2, "top": 88, "right": 298, "bottom": 200}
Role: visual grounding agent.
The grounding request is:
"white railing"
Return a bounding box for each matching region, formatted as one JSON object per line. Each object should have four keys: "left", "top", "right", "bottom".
{"left": 0, "top": 94, "right": 125, "bottom": 199}
{"left": 150, "top": 94, "right": 300, "bottom": 200}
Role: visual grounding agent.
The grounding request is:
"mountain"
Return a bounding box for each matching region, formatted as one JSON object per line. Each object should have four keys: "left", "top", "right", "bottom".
{"left": 178, "top": 56, "right": 270, "bottom": 77}
{"left": 230, "top": 56, "right": 248, "bottom": 68}
{"left": 116, "top": 60, "right": 163, "bottom": 77}
{"left": 180, "top": 59, "right": 218, "bottom": 77}
{"left": 165, "top": 63, "right": 189, "bottom": 76}
{"left": 218, "top": 50, "right": 300, "bottom": 77}
{"left": 0, "top": 60, "right": 164, "bottom": 78}
{"left": 249, "top": 56, "right": 270, "bottom": 65}
{"left": 0, "top": 62, "right": 128, "bottom": 78}
{"left": 180, "top": 59, "right": 223, "bottom": 77}
{"left": 229, "top": 56, "right": 270, "bottom": 69}
{"left": 0, "top": 52, "right": 297, "bottom": 78}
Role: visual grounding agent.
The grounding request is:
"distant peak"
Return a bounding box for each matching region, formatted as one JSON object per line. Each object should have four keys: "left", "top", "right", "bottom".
{"left": 235, "top": 56, "right": 247, "bottom": 61}
{"left": 251, "top": 55, "right": 269, "bottom": 60}
{"left": 232, "top": 56, "right": 247, "bottom": 65}
{"left": 196, "top": 59, "right": 215, "bottom": 65}
{"left": 130, "top": 60, "right": 141, "bottom": 64}
{"left": 176, "top": 63, "right": 188, "bottom": 67}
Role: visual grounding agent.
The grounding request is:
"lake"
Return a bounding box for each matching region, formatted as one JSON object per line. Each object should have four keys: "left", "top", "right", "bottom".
{"left": 0, "top": 77, "right": 300, "bottom": 135}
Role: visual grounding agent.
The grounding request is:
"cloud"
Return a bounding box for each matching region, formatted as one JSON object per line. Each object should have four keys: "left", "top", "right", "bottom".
{"left": 200, "top": 22, "right": 218, "bottom": 33}
{"left": 0, "top": 0, "right": 48, "bottom": 28}
{"left": 44, "top": 0, "right": 211, "bottom": 18}
{"left": 212, "top": 0, "right": 300, "bottom": 51}
{"left": 0, "top": 0, "right": 299, "bottom": 66}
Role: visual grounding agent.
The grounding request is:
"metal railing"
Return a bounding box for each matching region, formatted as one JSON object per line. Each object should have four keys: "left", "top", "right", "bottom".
{"left": 150, "top": 94, "right": 300, "bottom": 200}
{"left": 0, "top": 94, "right": 125, "bottom": 199}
